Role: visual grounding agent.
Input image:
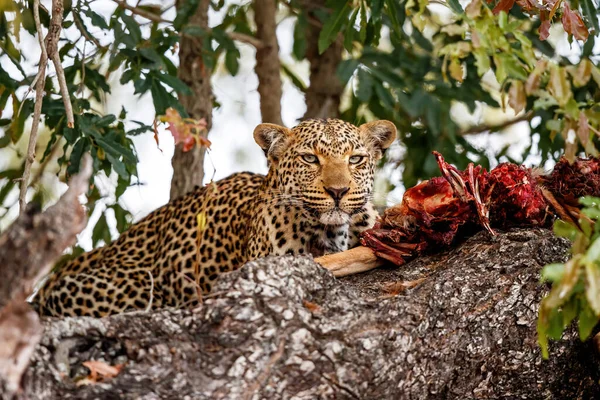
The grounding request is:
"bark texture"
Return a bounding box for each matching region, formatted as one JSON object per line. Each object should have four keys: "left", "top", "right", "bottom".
{"left": 303, "top": 1, "right": 344, "bottom": 120}
{"left": 0, "top": 155, "right": 91, "bottom": 396}
{"left": 171, "top": 0, "right": 213, "bottom": 200}
{"left": 254, "top": 0, "right": 283, "bottom": 125}
{"left": 14, "top": 228, "right": 600, "bottom": 399}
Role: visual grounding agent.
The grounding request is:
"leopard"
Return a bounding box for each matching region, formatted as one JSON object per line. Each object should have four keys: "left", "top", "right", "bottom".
{"left": 33, "top": 118, "right": 396, "bottom": 317}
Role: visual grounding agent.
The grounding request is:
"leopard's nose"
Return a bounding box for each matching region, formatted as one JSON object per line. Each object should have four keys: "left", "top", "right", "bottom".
{"left": 324, "top": 187, "right": 349, "bottom": 202}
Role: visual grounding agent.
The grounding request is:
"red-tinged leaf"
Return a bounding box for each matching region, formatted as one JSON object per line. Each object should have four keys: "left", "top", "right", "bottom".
{"left": 515, "top": 0, "right": 537, "bottom": 12}
{"left": 549, "top": 0, "right": 562, "bottom": 20}
{"left": 493, "top": 0, "right": 515, "bottom": 14}
{"left": 562, "top": 3, "right": 589, "bottom": 41}
{"left": 540, "top": 19, "right": 551, "bottom": 40}
{"left": 182, "top": 135, "right": 196, "bottom": 152}
{"left": 197, "top": 136, "right": 212, "bottom": 149}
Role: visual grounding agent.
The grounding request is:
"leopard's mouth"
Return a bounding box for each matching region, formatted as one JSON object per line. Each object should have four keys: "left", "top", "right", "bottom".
{"left": 318, "top": 208, "right": 351, "bottom": 226}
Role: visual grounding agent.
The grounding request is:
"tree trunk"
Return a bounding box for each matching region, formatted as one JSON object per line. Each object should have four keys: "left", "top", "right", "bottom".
{"left": 170, "top": 0, "right": 213, "bottom": 200}
{"left": 303, "top": 1, "right": 344, "bottom": 120}
{"left": 254, "top": 0, "right": 283, "bottom": 125}
{"left": 14, "top": 228, "right": 600, "bottom": 399}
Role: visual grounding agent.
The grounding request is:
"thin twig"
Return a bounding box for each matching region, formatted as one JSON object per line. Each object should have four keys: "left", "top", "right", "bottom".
{"left": 19, "top": 0, "right": 49, "bottom": 215}
{"left": 73, "top": 10, "right": 106, "bottom": 50}
{"left": 460, "top": 112, "right": 533, "bottom": 136}
{"left": 111, "top": 0, "right": 264, "bottom": 48}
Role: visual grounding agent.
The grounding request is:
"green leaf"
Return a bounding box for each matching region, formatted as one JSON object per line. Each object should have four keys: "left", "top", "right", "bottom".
{"left": 553, "top": 219, "right": 578, "bottom": 241}
{"left": 292, "top": 12, "right": 308, "bottom": 60}
{"left": 92, "top": 213, "right": 112, "bottom": 247}
{"left": 156, "top": 73, "right": 192, "bottom": 95}
{"left": 106, "top": 152, "right": 129, "bottom": 180}
{"left": 541, "top": 263, "right": 565, "bottom": 283}
{"left": 578, "top": 301, "right": 598, "bottom": 340}
{"left": 225, "top": 48, "right": 240, "bottom": 76}
{"left": 281, "top": 63, "right": 307, "bottom": 92}
{"left": 67, "top": 139, "right": 89, "bottom": 176}
{"left": 447, "top": 0, "right": 464, "bottom": 14}
{"left": 84, "top": 8, "right": 109, "bottom": 30}
{"left": 318, "top": 0, "right": 351, "bottom": 54}
{"left": 581, "top": 0, "right": 599, "bottom": 34}
{"left": 580, "top": 197, "right": 600, "bottom": 207}
{"left": 356, "top": 68, "right": 373, "bottom": 102}
{"left": 586, "top": 237, "right": 600, "bottom": 261}
{"left": 585, "top": 260, "right": 600, "bottom": 315}
{"left": 337, "top": 59, "right": 360, "bottom": 84}
{"left": 96, "top": 115, "right": 117, "bottom": 128}
{"left": 150, "top": 78, "right": 172, "bottom": 115}
{"left": 95, "top": 137, "right": 136, "bottom": 165}
{"left": 121, "top": 13, "right": 142, "bottom": 44}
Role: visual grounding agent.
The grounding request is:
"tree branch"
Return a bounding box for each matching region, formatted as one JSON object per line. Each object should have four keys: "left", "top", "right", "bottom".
{"left": 254, "top": 0, "right": 283, "bottom": 125}
{"left": 19, "top": 0, "right": 49, "bottom": 215}
{"left": 112, "top": 0, "right": 264, "bottom": 48}
{"left": 460, "top": 112, "right": 533, "bottom": 136}
{"left": 0, "top": 154, "right": 91, "bottom": 396}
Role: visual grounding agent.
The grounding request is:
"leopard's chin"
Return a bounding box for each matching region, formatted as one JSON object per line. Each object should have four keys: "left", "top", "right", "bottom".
{"left": 319, "top": 209, "right": 350, "bottom": 226}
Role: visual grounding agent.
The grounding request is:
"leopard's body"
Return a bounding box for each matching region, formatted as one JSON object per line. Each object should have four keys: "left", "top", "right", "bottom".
{"left": 35, "top": 118, "right": 396, "bottom": 317}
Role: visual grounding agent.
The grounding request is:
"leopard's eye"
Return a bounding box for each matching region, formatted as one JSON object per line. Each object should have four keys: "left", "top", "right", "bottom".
{"left": 301, "top": 154, "right": 319, "bottom": 164}
{"left": 349, "top": 155, "right": 365, "bottom": 164}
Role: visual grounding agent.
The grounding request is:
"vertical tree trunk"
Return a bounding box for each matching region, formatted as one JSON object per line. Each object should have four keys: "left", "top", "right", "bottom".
{"left": 303, "top": 1, "right": 344, "bottom": 120}
{"left": 171, "top": 0, "right": 213, "bottom": 200}
{"left": 254, "top": 0, "right": 283, "bottom": 125}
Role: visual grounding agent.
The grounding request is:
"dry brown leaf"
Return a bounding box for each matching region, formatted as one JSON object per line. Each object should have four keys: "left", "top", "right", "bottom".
{"left": 81, "top": 360, "right": 124, "bottom": 384}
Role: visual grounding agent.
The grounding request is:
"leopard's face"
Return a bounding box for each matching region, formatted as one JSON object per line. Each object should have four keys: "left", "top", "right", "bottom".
{"left": 254, "top": 118, "right": 396, "bottom": 226}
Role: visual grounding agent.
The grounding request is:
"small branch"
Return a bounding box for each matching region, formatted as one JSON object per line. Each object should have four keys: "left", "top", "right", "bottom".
{"left": 113, "top": 0, "right": 170, "bottom": 23}
{"left": 112, "top": 0, "right": 264, "bottom": 48}
{"left": 20, "top": 0, "right": 74, "bottom": 215}
{"left": 460, "top": 112, "right": 533, "bottom": 136}
{"left": 73, "top": 11, "right": 105, "bottom": 50}
{"left": 19, "top": 0, "right": 49, "bottom": 215}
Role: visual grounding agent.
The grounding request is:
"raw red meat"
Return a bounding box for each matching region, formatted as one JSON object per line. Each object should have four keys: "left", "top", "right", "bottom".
{"left": 361, "top": 153, "right": 599, "bottom": 266}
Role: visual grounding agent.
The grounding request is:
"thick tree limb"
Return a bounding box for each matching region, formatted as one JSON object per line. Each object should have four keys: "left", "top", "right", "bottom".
{"left": 14, "top": 229, "right": 598, "bottom": 398}
{"left": 0, "top": 154, "right": 91, "bottom": 397}
{"left": 254, "top": 0, "right": 283, "bottom": 125}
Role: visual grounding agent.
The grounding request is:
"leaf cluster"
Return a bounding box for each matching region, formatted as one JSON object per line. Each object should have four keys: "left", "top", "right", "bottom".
{"left": 538, "top": 197, "right": 600, "bottom": 358}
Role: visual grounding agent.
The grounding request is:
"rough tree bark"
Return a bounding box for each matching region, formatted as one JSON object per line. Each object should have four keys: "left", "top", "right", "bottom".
{"left": 0, "top": 155, "right": 91, "bottom": 397}
{"left": 14, "top": 228, "right": 600, "bottom": 399}
{"left": 170, "top": 0, "right": 213, "bottom": 200}
{"left": 303, "top": 0, "right": 344, "bottom": 120}
{"left": 254, "top": 0, "right": 283, "bottom": 125}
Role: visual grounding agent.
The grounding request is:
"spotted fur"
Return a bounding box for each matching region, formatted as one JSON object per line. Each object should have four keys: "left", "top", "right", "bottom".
{"left": 34, "top": 118, "right": 396, "bottom": 317}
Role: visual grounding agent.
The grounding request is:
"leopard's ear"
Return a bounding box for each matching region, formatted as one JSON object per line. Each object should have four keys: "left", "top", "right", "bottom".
{"left": 253, "top": 123, "right": 292, "bottom": 162}
{"left": 359, "top": 120, "right": 397, "bottom": 159}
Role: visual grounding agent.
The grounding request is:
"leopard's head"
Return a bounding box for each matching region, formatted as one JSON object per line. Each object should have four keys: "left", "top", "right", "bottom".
{"left": 254, "top": 118, "right": 396, "bottom": 226}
